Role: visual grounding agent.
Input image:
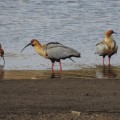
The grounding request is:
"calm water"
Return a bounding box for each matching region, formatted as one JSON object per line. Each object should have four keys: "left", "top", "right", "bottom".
{"left": 0, "top": 0, "right": 120, "bottom": 70}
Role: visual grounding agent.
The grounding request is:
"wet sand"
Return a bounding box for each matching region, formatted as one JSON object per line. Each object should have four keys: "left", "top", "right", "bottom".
{"left": 0, "top": 66, "right": 120, "bottom": 119}
{"left": 2, "top": 65, "right": 120, "bottom": 80}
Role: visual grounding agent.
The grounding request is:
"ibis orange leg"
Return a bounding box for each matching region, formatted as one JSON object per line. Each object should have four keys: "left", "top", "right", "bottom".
{"left": 52, "top": 63, "right": 55, "bottom": 75}
{"left": 102, "top": 57, "right": 105, "bottom": 66}
{"left": 108, "top": 57, "right": 111, "bottom": 66}
{"left": 59, "top": 61, "right": 62, "bottom": 74}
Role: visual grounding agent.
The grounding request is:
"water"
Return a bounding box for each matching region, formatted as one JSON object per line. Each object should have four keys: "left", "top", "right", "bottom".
{"left": 0, "top": 0, "right": 120, "bottom": 70}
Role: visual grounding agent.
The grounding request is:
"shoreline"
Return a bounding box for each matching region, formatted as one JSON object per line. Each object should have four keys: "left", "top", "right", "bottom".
{"left": 1, "top": 65, "right": 120, "bottom": 80}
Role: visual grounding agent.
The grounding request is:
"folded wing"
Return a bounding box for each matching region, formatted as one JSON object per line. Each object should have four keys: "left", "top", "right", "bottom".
{"left": 45, "top": 42, "right": 80, "bottom": 60}
{"left": 96, "top": 41, "right": 109, "bottom": 56}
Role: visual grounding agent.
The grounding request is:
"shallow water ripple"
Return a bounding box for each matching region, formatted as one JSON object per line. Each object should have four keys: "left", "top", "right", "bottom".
{"left": 0, "top": 0, "right": 120, "bottom": 70}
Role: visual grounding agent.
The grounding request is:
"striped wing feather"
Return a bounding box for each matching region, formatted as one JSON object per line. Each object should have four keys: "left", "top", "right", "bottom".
{"left": 110, "top": 40, "right": 118, "bottom": 55}
{"left": 45, "top": 42, "right": 80, "bottom": 60}
{"left": 96, "top": 40, "right": 118, "bottom": 56}
{"left": 96, "top": 41, "right": 108, "bottom": 56}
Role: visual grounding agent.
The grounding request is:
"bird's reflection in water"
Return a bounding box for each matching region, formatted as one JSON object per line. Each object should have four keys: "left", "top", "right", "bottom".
{"left": 0, "top": 65, "right": 4, "bottom": 79}
{"left": 96, "top": 65, "right": 117, "bottom": 78}
{"left": 51, "top": 73, "right": 61, "bottom": 79}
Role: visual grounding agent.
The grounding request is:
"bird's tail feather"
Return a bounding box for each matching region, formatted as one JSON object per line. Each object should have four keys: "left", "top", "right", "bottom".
{"left": 69, "top": 58, "right": 76, "bottom": 63}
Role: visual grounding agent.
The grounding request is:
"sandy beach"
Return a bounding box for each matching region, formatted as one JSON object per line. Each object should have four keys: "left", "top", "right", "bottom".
{"left": 0, "top": 66, "right": 119, "bottom": 119}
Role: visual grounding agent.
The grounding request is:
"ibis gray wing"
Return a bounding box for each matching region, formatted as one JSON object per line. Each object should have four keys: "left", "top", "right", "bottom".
{"left": 46, "top": 42, "right": 63, "bottom": 49}
{"left": 96, "top": 41, "right": 108, "bottom": 56}
{"left": 46, "top": 43, "right": 80, "bottom": 59}
{"left": 112, "top": 40, "right": 118, "bottom": 54}
{"left": 113, "top": 40, "right": 118, "bottom": 51}
{"left": 115, "top": 41, "right": 118, "bottom": 54}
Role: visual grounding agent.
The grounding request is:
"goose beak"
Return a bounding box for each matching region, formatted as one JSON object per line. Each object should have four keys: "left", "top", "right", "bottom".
{"left": 21, "top": 43, "right": 32, "bottom": 53}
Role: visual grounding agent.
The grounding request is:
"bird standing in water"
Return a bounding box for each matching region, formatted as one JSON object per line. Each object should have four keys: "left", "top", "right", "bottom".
{"left": 96, "top": 30, "right": 118, "bottom": 66}
{"left": 21, "top": 39, "right": 80, "bottom": 75}
{"left": 0, "top": 44, "right": 5, "bottom": 65}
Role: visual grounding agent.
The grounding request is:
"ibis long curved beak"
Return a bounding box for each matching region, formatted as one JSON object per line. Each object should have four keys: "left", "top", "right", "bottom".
{"left": 21, "top": 43, "right": 32, "bottom": 53}
{"left": 113, "top": 31, "right": 117, "bottom": 34}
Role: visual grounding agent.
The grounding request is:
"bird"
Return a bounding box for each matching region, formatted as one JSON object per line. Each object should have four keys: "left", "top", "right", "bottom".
{"left": 95, "top": 30, "right": 118, "bottom": 66}
{"left": 21, "top": 39, "right": 80, "bottom": 75}
{"left": 0, "top": 43, "right": 5, "bottom": 65}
